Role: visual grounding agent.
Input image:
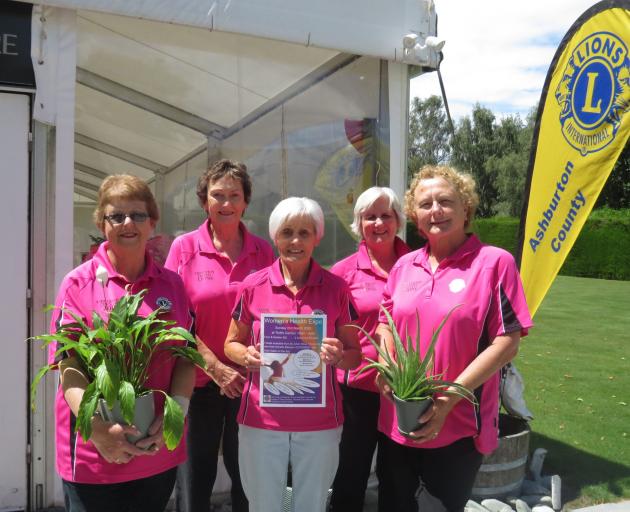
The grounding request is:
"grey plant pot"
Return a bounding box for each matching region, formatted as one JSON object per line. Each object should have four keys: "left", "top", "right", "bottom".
{"left": 97, "top": 391, "right": 155, "bottom": 444}
{"left": 393, "top": 394, "right": 433, "bottom": 437}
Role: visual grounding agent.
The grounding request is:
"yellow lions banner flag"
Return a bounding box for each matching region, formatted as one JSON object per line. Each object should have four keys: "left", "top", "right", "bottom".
{"left": 517, "top": 0, "right": 630, "bottom": 316}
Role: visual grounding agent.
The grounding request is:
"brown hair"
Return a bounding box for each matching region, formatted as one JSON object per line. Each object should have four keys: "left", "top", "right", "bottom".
{"left": 196, "top": 159, "right": 252, "bottom": 208}
{"left": 93, "top": 174, "right": 159, "bottom": 228}
{"left": 404, "top": 165, "right": 479, "bottom": 228}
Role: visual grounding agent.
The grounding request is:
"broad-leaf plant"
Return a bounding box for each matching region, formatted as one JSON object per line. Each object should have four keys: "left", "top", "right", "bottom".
{"left": 31, "top": 289, "right": 205, "bottom": 450}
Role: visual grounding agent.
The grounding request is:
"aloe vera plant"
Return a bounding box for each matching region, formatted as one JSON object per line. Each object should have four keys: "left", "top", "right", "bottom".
{"left": 357, "top": 305, "right": 476, "bottom": 404}
{"left": 30, "top": 289, "right": 205, "bottom": 450}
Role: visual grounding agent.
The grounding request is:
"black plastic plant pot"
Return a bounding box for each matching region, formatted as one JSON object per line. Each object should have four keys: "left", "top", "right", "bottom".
{"left": 97, "top": 391, "right": 155, "bottom": 444}
{"left": 393, "top": 394, "right": 433, "bottom": 437}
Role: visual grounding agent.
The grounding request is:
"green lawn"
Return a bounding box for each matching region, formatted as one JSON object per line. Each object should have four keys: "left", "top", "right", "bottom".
{"left": 517, "top": 275, "right": 630, "bottom": 509}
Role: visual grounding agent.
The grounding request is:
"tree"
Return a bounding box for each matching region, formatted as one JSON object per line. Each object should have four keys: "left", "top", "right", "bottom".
{"left": 408, "top": 95, "right": 452, "bottom": 178}
{"left": 450, "top": 105, "right": 533, "bottom": 217}
{"left": 406, "top": 99, "right": 628, "bottom": 217}
{"left": 450, "top": 105, "right": 500, "bottom": 217}
{"left": 486, "top": 110, "right": 535, "bottom": 216}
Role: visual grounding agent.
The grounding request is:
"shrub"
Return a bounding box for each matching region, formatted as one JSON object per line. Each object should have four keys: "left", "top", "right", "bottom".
{"left": 471, "top": 210, "right": 630, "bottom": 280}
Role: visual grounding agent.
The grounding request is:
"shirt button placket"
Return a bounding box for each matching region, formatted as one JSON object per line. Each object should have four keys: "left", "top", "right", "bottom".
{"left": 425, "top": 268, "right": 434, "bottom": 299}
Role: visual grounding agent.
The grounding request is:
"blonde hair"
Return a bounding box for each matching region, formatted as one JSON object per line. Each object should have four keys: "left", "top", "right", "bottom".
{"left": 405, "top": 165, "right": 479, "bottom": 227}
{"left": 93, "top": 175, "right": 159, "bottom": 228}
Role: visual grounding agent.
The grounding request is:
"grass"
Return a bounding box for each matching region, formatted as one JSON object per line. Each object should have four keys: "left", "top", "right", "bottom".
{"left": 516, "top": 275, "right": 630, "bottom": 509}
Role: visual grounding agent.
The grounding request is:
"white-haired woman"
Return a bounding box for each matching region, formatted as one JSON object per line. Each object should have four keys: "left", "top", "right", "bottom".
{"left": 224, "top": 197, "right": 361, "bottom": 512}
{"left": 329, "top": 187, "right": 410, "bottom": 512}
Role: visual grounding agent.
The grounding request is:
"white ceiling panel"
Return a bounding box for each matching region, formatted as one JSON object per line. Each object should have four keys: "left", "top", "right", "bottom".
{"left": 74, "top": 145, "right": 155, "bottom": 181}
{"left": 77, "top": 11, "right": 338, "bottom": 128}
{"left": 75, "top": 84, "right": 206, "bottom": 167}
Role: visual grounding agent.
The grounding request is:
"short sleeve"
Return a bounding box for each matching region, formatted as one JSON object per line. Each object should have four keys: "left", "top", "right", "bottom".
{"left": 48, "top": 277, "right": 86, "bottom": 365}
{"left": 335, "top": 284, "right": 358, "bottom": 328}
{"left": 232, "top": 287, "right": 253, "bottom": 327}
{"left": 172, "top": 274, "right": 196, "bottom": 343}
{"left": 487, "top": 252, "right": 533, "bottom": 338}
{"left": 163, "top": 237, "right": 182, "bottom": 274}
{"left": 378, "top": 273, "right": 394, "bottom": 324}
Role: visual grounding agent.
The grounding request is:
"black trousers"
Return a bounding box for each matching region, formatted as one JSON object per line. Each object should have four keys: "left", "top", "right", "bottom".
{"left": 63, "top": 467, "right": 177, "bottom": 512}
{"left": 175, "top": 382, "right": 248, "bottom": 512}
{"left": 329, "top": 385, "right": 381, "bottom": 512}
{"left": 376, "top": 433, "right": 483, "bottom": 512}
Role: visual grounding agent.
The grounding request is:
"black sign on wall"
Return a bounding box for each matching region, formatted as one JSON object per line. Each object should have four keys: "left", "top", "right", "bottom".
{"left": 0, "top": 1, "right": 35, "bottom": 88}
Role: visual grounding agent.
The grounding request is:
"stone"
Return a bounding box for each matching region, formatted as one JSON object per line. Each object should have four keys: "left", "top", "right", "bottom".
{"left": 551, "top": 475, "right": 562, "bottom": 510}
{"left": 520, "top": 495, "right": 548, "bottom": 507}
{"left": 513, "top": 499, "right": 532, "bottom": 512}
{"left": 532, "top": 506, "right": 555, "bottom": 512}
{"left": 481, "top": 498, "right": 514, "bottom": 512}
{"left": 465, "top": 500, "right": 491, "bottom": 512}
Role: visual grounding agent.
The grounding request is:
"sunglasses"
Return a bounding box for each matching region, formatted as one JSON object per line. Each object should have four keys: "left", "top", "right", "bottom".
{"left": 103, "top": 212, "right": 150, "bottom": 225}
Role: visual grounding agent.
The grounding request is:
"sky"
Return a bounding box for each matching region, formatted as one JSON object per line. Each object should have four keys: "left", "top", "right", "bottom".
{"left": 410, "top": 0, "right": 601, "bottom": 121}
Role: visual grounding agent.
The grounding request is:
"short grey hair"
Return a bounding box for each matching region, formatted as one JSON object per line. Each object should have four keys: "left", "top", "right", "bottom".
{"left": 269, "top": 197, "right": 325, "bottom": 243}
{"left": 350, "top": 186, "right": 405, "bottom": 238}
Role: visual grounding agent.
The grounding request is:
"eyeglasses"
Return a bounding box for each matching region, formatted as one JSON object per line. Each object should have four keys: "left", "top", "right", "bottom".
{"left": 103, "top": 212, "right": 150, "bottom": 225}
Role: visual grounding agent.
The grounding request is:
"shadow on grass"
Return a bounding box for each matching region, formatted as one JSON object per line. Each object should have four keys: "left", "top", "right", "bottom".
{"left": 530, "top": 431, "right": 630, "bottom": 504}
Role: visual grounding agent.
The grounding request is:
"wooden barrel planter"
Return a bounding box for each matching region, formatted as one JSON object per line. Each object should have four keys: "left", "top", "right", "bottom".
{"left": 471, "top": 414, "right": 530, "bottom": 500}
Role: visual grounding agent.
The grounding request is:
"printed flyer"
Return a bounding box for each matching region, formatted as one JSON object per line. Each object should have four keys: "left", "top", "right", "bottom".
{"left": 260, "top": 313, "right": 326, "bottom": 407}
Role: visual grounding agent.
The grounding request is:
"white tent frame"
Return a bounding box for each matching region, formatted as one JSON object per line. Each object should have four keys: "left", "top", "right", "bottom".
{"left": 9, "top": 1, "right": 438, "bottom": 508}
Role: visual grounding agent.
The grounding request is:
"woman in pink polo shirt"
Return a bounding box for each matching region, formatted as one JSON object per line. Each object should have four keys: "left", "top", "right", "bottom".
{"left": 328, "top": 187, "right": 409, "bottom": 512}
{"left": 51, "top": 175, "right": 196, "bottom": 511}
{"left": 224, "top": 197, "right": 362, "bottom": 512}
{"left": 165, "top": 159, "right": 274, "bottom": 512}
{"left": 375, "top": 166, "right": 533, "bottom": 512}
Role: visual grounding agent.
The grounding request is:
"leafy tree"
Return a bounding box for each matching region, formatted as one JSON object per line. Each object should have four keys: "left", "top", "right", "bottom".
{"left": 486, "top": 110, "right": 535, "bottom": 216}
{"left": 450, "top": 105, "right": 500, "bottom": 217}
{"left": 406, "top": 98, "right": 628, "bottom": 217}
{"left": 450, "top": 105, "right": 533, "bottom": 217}
{"left": 408, "top": 95, "right": 452, "bottom": 178}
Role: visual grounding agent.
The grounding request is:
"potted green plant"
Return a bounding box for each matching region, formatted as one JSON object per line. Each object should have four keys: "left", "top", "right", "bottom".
{"left": 357, "top": 305, "right": 476, "bottom": 436}
{"left": 30, "top": 289, "right": 206, "bottom": 450}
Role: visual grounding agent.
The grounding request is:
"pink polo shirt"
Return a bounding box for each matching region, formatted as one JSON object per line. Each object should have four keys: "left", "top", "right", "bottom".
{"left": 330, "top": 237, "right": 410, "bottom": 392}
{"left": 49, "top": 242, "right": 194, "bottom": 484}
{"left": 164, "top": 220, "right": 274, "bottom": 387}
{"left": 378, "top": 235, "right": 533, "bottom": 454}
{"left": 232, "top": 259, "right": 358, "bottom": 432}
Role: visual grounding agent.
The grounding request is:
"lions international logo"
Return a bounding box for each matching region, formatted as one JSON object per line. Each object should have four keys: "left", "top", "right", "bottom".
{"left": 156, "top": 296, "right": 172, "bottom": 312}
{"left": 555, "top": 31, "right": 629, "bottom": 156}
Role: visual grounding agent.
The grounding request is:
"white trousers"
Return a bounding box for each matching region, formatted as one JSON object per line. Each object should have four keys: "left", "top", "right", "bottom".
{"left": 238, "top": 425, "right": 342, "bottom": 512}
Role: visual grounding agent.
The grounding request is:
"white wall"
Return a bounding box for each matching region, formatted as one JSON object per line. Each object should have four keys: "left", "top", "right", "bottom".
{"left": 0, "top": 92, "right": 30, "bottom": 509}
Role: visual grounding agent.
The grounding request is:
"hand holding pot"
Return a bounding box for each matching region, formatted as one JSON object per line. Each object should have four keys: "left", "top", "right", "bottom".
{"left": 408, "top": 395, "right": 454, "bottom": 444}
{"left": 135, "top": 414, "right": 164, "bottom": 454}
{"left": 90, "top": 416, "right": 146, "bottom": 464}
{"left": 375, "top": 373, "right": 393, "bottom": 402}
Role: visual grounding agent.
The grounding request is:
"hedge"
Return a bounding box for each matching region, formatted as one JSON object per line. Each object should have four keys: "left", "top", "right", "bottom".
{"left": 405, "top": 209, "right": 630, "bottom": 281}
